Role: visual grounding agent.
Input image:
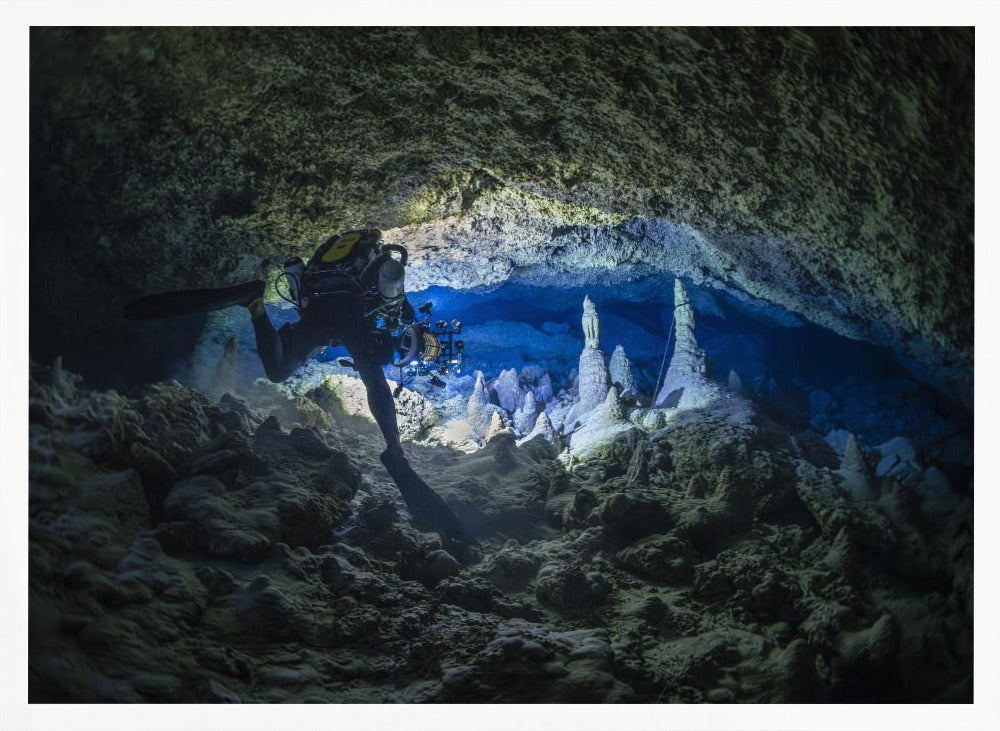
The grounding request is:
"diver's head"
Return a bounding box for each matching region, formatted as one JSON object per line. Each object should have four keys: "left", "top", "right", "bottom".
{"left": 378, "top": 257, "right": 405, "bottom": 300}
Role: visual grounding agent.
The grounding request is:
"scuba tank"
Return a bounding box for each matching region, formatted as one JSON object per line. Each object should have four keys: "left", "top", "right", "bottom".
{"left": 277, "top": 229, "right": 407, "bottom": 313}
{"left": 378, "top": 257, "right": 405, "bottom": 301}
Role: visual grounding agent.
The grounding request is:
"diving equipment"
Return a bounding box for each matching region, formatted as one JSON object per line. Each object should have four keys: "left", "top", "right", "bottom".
{"left": 277, "top": 230, "right": 413, "bottom": 334}
{"left": 379, "top": 446, "right": 480, "bottom": 564}
{"left": 390, "top": 302, "right": 463, "bottom": 374}
{"left": 123, "top": 280, "right": 265, "bottom": 320}
{"left": 378, "top": 258, "right": 405, "bottom": 300}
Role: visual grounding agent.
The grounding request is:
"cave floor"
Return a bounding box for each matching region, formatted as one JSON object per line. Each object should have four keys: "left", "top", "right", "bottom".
{"left": 27, "top": 362, "right": 972, "bottom": 703}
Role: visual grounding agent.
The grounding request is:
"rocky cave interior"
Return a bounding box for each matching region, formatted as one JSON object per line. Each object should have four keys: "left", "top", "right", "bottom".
{"left": 28, "top": 27, "right": 973, "bottom": 703}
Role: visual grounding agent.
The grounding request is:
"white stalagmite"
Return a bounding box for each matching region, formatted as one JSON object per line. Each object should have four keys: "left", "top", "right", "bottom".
{"left": 493, "top": 367, "right": 525, "bottom": 414}
{"left": 728, "top": 369, "right": 743, "bottom": 395}
{"left": 513, "top": 391, "right": 538, "bottom": 435}
{"left": 839, "top": 433, "right": 878, "bottom": 501}
{"left": 576, "top": 295, "right": 611, "bottom": 414}
{"left": 467, "top": 371, "right": 493, "bottom": 438}
{"left": 582, "top": 294, "right": 601, "bottom": 348}
{"left": 485, "top": 410, "right": 506, "bottom": 441}
{"left": 609, "top": 344, "right": 637, "bottom": 396}
{"left": 516, "top": 410, "right": 557, "bottom": 447}
{"left": 534, "top": 373, "right": 554, "bottom": 404}
{"left": 569, "top": 382, "right": 637, "bottom": 458}
{"left": 655, "top": 279, "right": 711, "bottom": 407}
{"left": 600, "top": 386, "right": 624, "bottom": 422}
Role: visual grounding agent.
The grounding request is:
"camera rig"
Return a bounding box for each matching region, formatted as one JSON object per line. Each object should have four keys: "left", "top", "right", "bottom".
{"left": 390, "top": 301, "right": 464, "bottom": 393}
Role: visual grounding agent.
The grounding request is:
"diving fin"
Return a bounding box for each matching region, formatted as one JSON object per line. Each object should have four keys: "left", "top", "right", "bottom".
{"left": 124, "top": 280, "right": 265, "bottom": 320}
{"left": 379, "top": 448, "right": 480, "bottom": 563}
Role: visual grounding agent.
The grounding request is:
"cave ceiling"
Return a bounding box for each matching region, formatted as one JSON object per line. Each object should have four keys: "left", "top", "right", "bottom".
{"left": 29, "top": 27, "right": 974, "bottom": 400}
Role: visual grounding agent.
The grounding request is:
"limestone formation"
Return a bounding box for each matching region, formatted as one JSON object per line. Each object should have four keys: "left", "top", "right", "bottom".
{"left": 582, "top": 295, "right": 601, "bottom": 349}
{"left": 492, "top": 367, "right": 525, "bottom": 414}
{"left": 600, "top": 387, "right": 624, "bottom": 422}
{"left": 208, "top": 335, "right": 239, "bottom": 397}
{"left": 516, "top": 411, "right": 557, "bottom": 447}
{"left": 33, "top": 29, "right": 973, "bottom": 406}
{"left": 467, "top": 371, "right": 493, "bottom": 438}
{"left": 609, "top": 345, "right": 637, "bottom": 397}
{"left": 326, "top": 375, "right": 438, "bottom": 441}
{"left": 839, "top": 433, "right": 878, "bottom": 501}
{"left": 534, "top": 373, "right": 554, "bottom": 404}
{"left": 27, "top": 360, "right": 973, "bottom": 702}
{"left": 513, "top": 391, "right": 539, "bottom": 435}
{"left": 728, "top": 369, "right": 744, "bottom": 395}
{"left": 576, "top": 296, "right": 611, "bottom": 414}
{"left": 568, "top": 388, "right": 637, "bottom": 459}
{"left": 485, "top": 411, "right": 506, "bottom": 441}
{"left": 655, "top": 279, "right": 715, "bottom": 408}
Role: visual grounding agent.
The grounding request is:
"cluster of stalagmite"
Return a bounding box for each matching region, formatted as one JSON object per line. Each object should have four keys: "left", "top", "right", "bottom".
{"left": 460, "top": 283, "right": 724, "bottom": 454}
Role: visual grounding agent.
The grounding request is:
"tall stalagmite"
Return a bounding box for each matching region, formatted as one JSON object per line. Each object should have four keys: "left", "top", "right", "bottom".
{"left": 577, "top": 295, "right": 611, "bottom": 413}
{"left": 467, "top": 371, "right": 493, "bottom": 439}
{"left": 656, "top": 280, "right": 711, "bottom": 407}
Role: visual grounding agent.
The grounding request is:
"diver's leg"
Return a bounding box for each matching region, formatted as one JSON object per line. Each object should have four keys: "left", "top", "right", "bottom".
{"left": 250, "top": 310, "right": 320, "bottom": 383}
{"left": 349, "top": 347, "right": 402, "bottom": 450}
{"left": 378, "top": 447, "right": 478, "bottom": 561}
{"left": 124, "top": 281, "right": 264, "bottom": 320}
{"left": 348, "top": 343, "right": 478, "bottom": 561}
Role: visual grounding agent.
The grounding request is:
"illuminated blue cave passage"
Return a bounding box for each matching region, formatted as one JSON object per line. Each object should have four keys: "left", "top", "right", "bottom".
{"left": 197, "top": 274, "right": 966, "bottom": 455}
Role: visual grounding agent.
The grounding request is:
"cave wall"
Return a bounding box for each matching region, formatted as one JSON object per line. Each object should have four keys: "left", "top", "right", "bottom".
{"left": 30, "top": 27, "right": 973, "bottom": 398}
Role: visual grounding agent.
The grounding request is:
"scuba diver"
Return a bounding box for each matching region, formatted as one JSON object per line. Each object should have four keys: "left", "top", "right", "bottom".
{"left": 124, "top": 229, "right": 478, "bottom": 562}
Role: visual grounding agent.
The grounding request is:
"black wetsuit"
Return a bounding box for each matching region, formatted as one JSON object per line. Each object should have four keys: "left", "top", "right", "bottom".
{"left": 123, "top": 250, "right": 477, "bottom": 560}
{"left": 250, "top": 290, "right": 474, "bottom": 556}
{"left": 252, "top": 291, "right": 414, "bottom": 451}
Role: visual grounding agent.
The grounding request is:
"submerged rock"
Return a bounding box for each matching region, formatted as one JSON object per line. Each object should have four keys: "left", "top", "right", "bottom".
{"left": 325, "top": 374, "right": 438, "bottom": 441}
{"left": 569, "top": 389, "right": 639, "bottom": 460}
{"left": 516, "top": 410, "right": 557, "bottom": 448}
{"left": 492, "top": 367, "right": 525, "bottom": 414}
{"left": 27, "top": 360, "right": 973, "bottom": 703}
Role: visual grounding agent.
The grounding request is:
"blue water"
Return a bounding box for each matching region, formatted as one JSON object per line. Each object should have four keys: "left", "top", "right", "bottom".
{"left": 406, "top": 277, "right": 957, "bottom": 447}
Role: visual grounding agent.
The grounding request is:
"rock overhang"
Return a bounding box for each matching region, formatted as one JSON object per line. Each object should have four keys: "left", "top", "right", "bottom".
{"left": 30, "top": 26, "right": 972, "bottom": 404}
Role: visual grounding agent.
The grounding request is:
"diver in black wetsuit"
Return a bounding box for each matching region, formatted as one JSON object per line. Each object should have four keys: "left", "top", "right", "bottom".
{"left": 124, "top": 229, "right": 478, "bottom": 561}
